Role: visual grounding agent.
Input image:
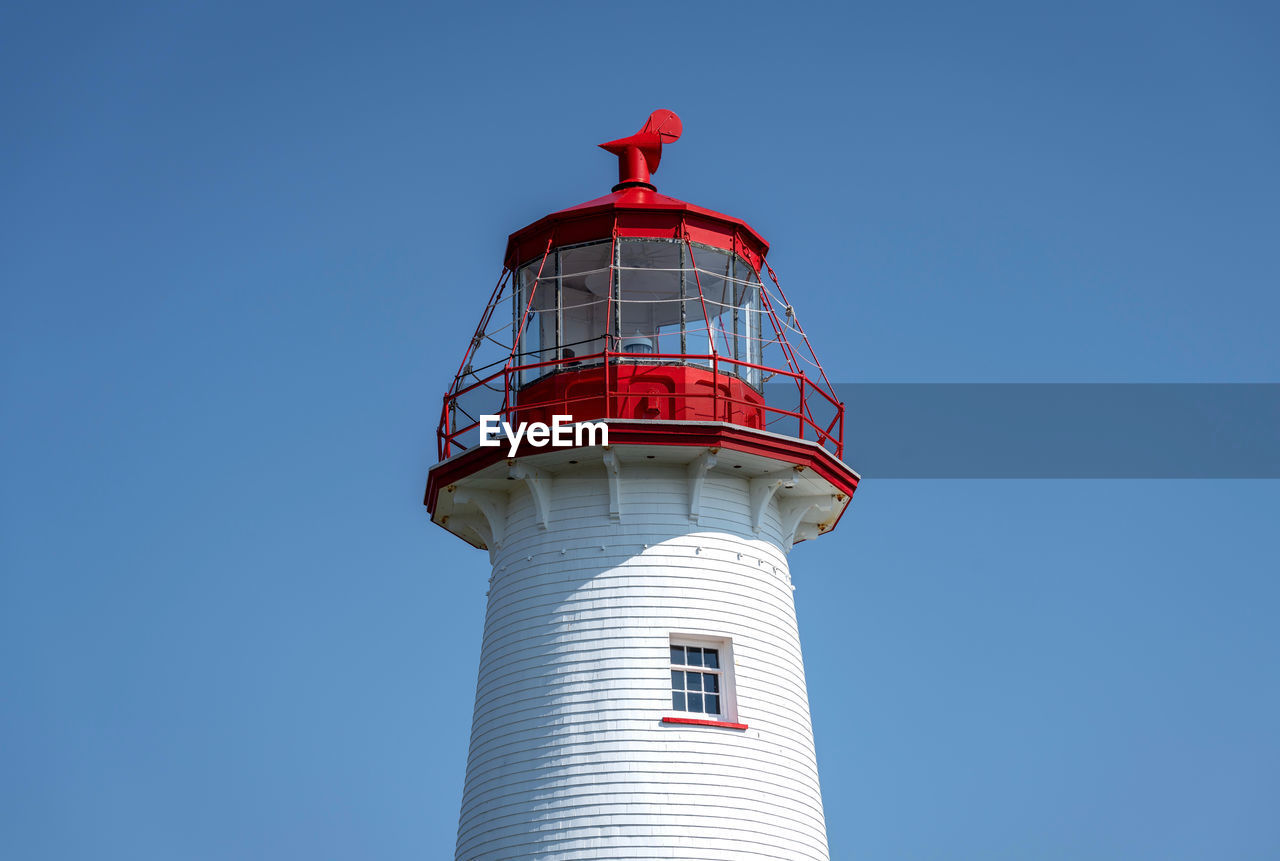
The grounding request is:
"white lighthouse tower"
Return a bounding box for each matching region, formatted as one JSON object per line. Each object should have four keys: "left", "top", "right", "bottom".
{"left": 426, "top": 110, "right": 859, "bottom": 860}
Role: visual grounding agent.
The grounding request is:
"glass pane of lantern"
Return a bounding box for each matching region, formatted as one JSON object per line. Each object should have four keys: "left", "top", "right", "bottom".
{"left": 558, "top": 241, "right": 611, "bottom": 364}
{"left": 560, "top": 241, "right": 611, "bottom": 279}
{"left": 515, "top": 261, "right": 540, "bottom": 387}
{"left": 680, "top": 245, "right": 732, "bottom": 363}
{"left": 735, "top": 266, "right": 763, "bottom": 386}
{"left": 515, "top": 254, "right": 560, "bottom": 386}
{"left": 684, "top": 246, "right": 729, "bottom": 360}
{"left": 524, "top": 269, "right": 559, "bottom": 385}
{"left": 649, "top": 242, "right": 686, "bottom": 358}
{"left": 693, "top": 247, "right": 731, "bottom": 308}
{"left": 618, "top": 240, "right": 682, "bottom": 356}
{"left": 517, "top": 261, "right": 538, "bottom": 334}
{"left": 619, "top": 238, "right": 682, "bottom": 279}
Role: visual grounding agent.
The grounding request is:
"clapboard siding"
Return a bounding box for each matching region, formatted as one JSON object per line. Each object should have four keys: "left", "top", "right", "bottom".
{"left": 455, "top": 469, "right": 829, "bottom": 860}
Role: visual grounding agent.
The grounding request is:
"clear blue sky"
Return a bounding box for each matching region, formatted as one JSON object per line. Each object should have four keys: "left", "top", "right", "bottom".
{"left": 2, "top": 2, "right": 1277, "bottom": 859}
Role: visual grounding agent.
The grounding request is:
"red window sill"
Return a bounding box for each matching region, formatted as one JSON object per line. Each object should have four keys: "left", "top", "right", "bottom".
{"left": 662, "top": 716, "right": 748, "bottom": 730}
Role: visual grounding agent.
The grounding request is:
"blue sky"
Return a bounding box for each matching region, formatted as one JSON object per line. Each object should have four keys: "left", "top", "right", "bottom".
{"left": 2, "top": 2, "right": 1277, "bottom": 858}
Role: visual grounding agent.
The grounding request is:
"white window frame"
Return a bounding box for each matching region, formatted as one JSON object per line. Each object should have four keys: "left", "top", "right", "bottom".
{"left": 668, "top": 633, "right": 737, "bottom": 722}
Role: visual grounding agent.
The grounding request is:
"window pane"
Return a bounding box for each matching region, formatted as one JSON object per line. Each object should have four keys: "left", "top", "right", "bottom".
{"left": 703, "top": 673, "right": 719, "bottom": 694}
{"left": 559, "top": 242, "right": 611, "bottom": 278}
{"left": 558, "top": 242, "right": 612, "bottom": 364}
{"left": 687, "top": 693, "right": 702, "bottom": 712}
{"left": 670, "top": 646, "right": 685, "bottom": 665}
{"left": 672, "top": 691, "right": 685, "bottom": 711}
{"left": 516, "top": 261, "right": 545, "bottom": 387}
{"left": 560, "top": 283, "right": 608, "bottom": 363}
{"left": 705, "top": 694, "right": 720, "bottom": 715}
{"left": 686, "top": 672, "right": 702, "bottom": 692}
{"left": 694, "top": 248, "right": 732, "bottom": 358}
{"left": 703, "top": 649, "right": 719, "bottom": 669}
{"left": 693, "top": 248, "right": 731, "bottom": 305}
{"left": 687, "top": 647, "right": 703, "bottom": 667}
{"left": 671, "top": 670, "right": 683, "bottom": 690}
{"left": 734, "top": 269, "right": 763, "bottom": 385}
{"left": 618, "top": 240, "right": 683, "bottom": 354}
{"left": 620, "top": 238, "right": 683, "bottom": 273}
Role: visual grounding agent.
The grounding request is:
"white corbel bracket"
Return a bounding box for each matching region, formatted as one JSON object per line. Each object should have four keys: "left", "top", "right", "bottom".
{"left": 686, "top": 449, "right": 718, "bottom": 523}
{"left": 507, "top": 461, "right": 553, "bottom": 529}
{"left": 749, "top": 468, "right": 800, "bottom": 533}
{"left": 452, "top": 488, "right": 509, "bottom": 549}
{"left": 602, "top": 450, "right": 622, "bottom": 520}
{"left": 445, "top": 513, "right": 493, "bottom": 554}
{"left": 778, "top": 494, "right": 840, "bottom": 551}
{"left": 792, "top": 523, "right": 822, "bottom": 547}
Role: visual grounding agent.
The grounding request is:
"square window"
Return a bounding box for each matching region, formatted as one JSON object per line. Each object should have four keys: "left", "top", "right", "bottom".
{"left": 668, "top": 636, "right": 733, "bottom": 720}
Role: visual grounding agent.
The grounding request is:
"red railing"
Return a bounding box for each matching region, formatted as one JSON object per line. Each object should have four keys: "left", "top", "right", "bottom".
{"left": 438, "top": 351, "right": 844, "bottom": 461}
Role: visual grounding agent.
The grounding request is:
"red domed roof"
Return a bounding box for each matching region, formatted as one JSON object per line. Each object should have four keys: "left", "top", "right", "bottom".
{"left": 505, "top": 185, "right": 771, "bottom": 273}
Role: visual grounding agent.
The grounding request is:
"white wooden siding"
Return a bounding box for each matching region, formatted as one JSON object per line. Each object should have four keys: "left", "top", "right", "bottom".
{"left": 455, "top": 466, "right": 829, "bottom": 860}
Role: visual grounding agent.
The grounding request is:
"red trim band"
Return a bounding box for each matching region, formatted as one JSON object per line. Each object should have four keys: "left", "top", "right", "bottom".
{"left": 505, "top": 187, "right": 769, "bottom": 272}
{"left": 426, "top": 420, "right": 859, "bottom": 539}
{"left": 662, "top": 716, "right": 748, "bottom": 730}
{"left": 427, "top": 420, "right": 859, "bottom": 508}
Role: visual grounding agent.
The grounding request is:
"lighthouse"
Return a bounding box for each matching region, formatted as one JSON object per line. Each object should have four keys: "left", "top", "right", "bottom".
{"left": 425, "top": 110, "right": 859, "bottom": 860}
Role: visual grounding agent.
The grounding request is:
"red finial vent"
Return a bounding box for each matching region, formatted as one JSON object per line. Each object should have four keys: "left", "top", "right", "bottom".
{"left": 599, "top": 109, "right": 683, "bottom": 192}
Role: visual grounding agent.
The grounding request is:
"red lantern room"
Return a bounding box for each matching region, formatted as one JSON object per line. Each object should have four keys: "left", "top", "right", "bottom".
{"left": 426, "top": 110, "right": 859, "bottom": 542}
